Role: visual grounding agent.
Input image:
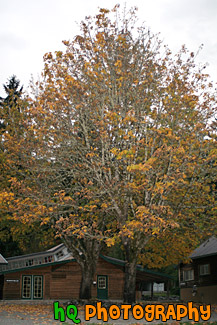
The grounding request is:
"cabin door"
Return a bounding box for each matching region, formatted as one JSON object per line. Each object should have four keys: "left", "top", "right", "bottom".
{"left": 97, "top": 275, "right": 108, "bottom": 299}
{"left": 22, "top": 275, "right": 43, "bottom": 299}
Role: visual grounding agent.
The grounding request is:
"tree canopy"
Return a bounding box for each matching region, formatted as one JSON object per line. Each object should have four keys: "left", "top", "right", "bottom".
{"left": 4, "top": 6, "right": 217, "bottom": 302}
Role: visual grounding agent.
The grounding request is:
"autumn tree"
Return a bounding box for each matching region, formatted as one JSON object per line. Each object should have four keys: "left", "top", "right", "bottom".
{"left": 9, "top": 6, "right": 217, "bottom": 302}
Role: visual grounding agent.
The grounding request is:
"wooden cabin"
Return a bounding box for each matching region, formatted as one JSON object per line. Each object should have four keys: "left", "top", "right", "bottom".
{"left": 0, "top": 244, "right": 170, "bottom": 300}
{"left": 180, "top": 236, "right": 217, "bottom": 304}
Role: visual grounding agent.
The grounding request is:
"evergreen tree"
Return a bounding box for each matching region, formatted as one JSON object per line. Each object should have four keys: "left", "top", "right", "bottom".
{"left": 0, "top": 75, "right": 23, "bottom": 131}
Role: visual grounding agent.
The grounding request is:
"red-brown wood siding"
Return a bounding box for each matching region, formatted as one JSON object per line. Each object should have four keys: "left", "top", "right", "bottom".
{"left": 2, "top": 258, "right": 125, "bottom": 300}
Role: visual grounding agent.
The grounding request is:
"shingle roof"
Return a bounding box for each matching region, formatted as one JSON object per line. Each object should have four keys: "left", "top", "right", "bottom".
{"left": 0, "top": 254, "right": 8, "bottom": 265}
{"left": 0, "top": 245, "right": 171, "bottom": 280}
{"left": 190, "top": 236, "right": 217, "bottom": 259}
{"left": 6, "top": 243, "right": 65, "bottom": 261}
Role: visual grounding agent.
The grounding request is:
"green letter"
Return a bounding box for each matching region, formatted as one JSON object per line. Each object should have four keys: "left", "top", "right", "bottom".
{"left": 67, "top": 304, "right": 81, "bottom": 324}
{"left": 53, "top": 301, "right": 66, "bottom": 322}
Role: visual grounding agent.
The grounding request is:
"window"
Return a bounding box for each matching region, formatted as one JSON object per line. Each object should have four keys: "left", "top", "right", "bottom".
{"left": 199, "top": 264, "right": 210, "bottom": 276}
{"left": 183, "top": 269, "right": 194, "bottom": 281}
{"left": 22, "top": 276, "right": 32, "bottom": 298}
{"left": 98, "top": 276, "right": 107, "bottom": 289}
{"left": 25, "top": 259, "right": 33, "bottom": 267}
{"left": 56, "top": 250, "right": 64, "bottom": 259}
{"left": 22, "top": 275, "right": 43, "bottom": 299}
{"left": 33, "top": 276, "right": 43, "bottom": 299}
{"left": 44, "top": 255, "right": 53, "bottom": 263}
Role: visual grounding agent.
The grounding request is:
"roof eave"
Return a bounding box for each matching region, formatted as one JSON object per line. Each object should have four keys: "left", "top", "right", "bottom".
{"left": 100, "top": 255, "right": 172, "bottom": 280}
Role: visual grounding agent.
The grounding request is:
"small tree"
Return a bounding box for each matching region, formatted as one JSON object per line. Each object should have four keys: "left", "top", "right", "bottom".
{"left": 8, "top": 6, "right": 217, "bottom": 302}
{"left": 0, "top": 75, "right": 23, "bottom": 130}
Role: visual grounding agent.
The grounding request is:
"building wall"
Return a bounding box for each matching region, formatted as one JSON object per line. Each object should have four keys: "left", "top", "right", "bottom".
{"left": 94, "top": 258, "right": 124, "bottom": 299}
{"left": 2, "top": 257, "right": 125, "bottom": 300}
{"left": 180, "top": 255, "right": 217, "bottom": 286}
{"left": 181, "top": 285, "right": 217, "bottom": 304}
{"left": 3, "top": 265, "right": 52, "bottom": 299}
{"left": 50, "top": 261, "right": 81, "bottom": 299}
{"left": 180, "top": 255, "right": 217, "bottom": 304}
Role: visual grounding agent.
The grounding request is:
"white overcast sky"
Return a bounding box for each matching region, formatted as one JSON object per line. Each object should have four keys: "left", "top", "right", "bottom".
{"left": 0, "top": 0, "right": 217, "bottom": 97}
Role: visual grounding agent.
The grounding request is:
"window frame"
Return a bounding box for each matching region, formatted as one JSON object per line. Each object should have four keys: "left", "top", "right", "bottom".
{"left": 199, "top": 264, "right": 210, "bottom": 276}
{"left": 22, "top": 275, "right": 43, "bottom": 300}
{"left": 97, "top": 276, "right": 107, "bottom": 289}
{"left": 183, "top": 269, "right": 194, "bottom": 281}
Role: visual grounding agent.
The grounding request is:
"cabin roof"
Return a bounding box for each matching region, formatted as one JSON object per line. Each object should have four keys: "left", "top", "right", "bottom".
{"left": 6, "top": 243, "right": 65, "bottom": 261}
{"left": 0, "top": 244, "right": 171, "bottom": 281}
{"left": 0, "top": 254, "right": 8, "bottom": 265}
{"left": 100, "top": 255, "right": 172, "bottom": 280}
{"left": 190, "top": 236, "right": 217, "bottom": 259}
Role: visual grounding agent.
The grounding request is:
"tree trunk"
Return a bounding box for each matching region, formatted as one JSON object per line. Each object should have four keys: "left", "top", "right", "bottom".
{"left": 123, "top": 260, "right": 137, "bottom": 303}
{"left": 62, "top": 236, "right": 100, "bottom": 300}
{"left": 79, "top": 261, "right": 96, "bottom": 299}
{"left": 122, "top": 239, "right": 138, "bottom": 303}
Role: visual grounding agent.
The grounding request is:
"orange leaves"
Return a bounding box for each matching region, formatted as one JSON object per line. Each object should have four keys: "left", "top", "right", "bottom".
{"left": 116, "top": 149, "right": 135, "bottom": 160}
{"left": 135, "top": 205, "right": 177, "bottom": 238}
{"left": 105, "top": 237, "right": 115, "bottom": 247}
{"left": 43, "top": 52, "right": 53, "bottom": 61}
{"left": 127, "top": 162, "right": 152, "bottom": 173}
{"left": 0, "top": 303, "right": 57, "bottom": 323}
{"left": 75, "top": 35, "right": 85, "bottom": 44}
{"left": 114, "top": 59, "right": 122, "bottom": 68}
{"left": 86, "top": 152, "right": 95, "bottom": 158}
{"left": 3, "top": 5, "right": 215, "bottom": 277}
{"left": 62, "top": 40, "right": 70, "bottom": 46}
{"left": 101, "top": 202, "right": 108, "bottom": 209}
{"left": 0, "top": 191, "right": 15, "bottom": 209}
{"left": 99, "top": 8, "right": 110, "bottom": 14}
{"left": 110, "top": 147, "right": 119, "bottom": 156}
{"left": 55, "top": 50, "right": 63, "bottom": 58}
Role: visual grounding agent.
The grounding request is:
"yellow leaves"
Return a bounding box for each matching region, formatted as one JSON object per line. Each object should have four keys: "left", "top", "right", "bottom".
{"left": 0, "top": 303, "right": 57, "bottom": 322}
{"left": 116, "top": 149, "right": 135, "bottom": 160}
{"left": 75, "top": 35, "right": 85, "bottom": 43}
{"left": 105, "top": 111, "right": 120, "bottom": 123}
{"left": 0, "top": 191, "right": 15, "bottom": 213}
{"left": 2, "top": 4, "right": 215, "bottom": 276}
{"left": 114, "top": 60, "right": 122, "bottom": 68}
{"left": 40, "top": 217, "right": 50, "bottom": 226}
{"left": 110, "top": 147, "right": 119, "bottom": 156}
{"left": 128, "top": 130, "right": 135, "bottom": 138}
{"left": 127, "top": 162, "right": 152, "bottom": 173}
{"left": 62, "top": 40, "right": 69, "bottom": 46}
{"left": 105, "top": 237, "right": 115, "bottom": 247}
{"left": 55, "top": 51, "right": 63, "bottom": 58}
{"left": 43, "top": 52, "right": 53, "bottom": 61}
{"left": 101, "top": 202, "right": 108, "bottom": 209}
{"left": 120, "top": 225, "right": 134, "bottom": 239}
{"left": 86, "top": 152, "right": 95, "bottom": 158}
{"left": 99, "top": 8, "right": 110, "bottom": 14}
{"left": 123, "top": 114, "right": 137, "bottom": 123}
{"left": 0, "top": 191, "right": 14, "bottom": 202}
